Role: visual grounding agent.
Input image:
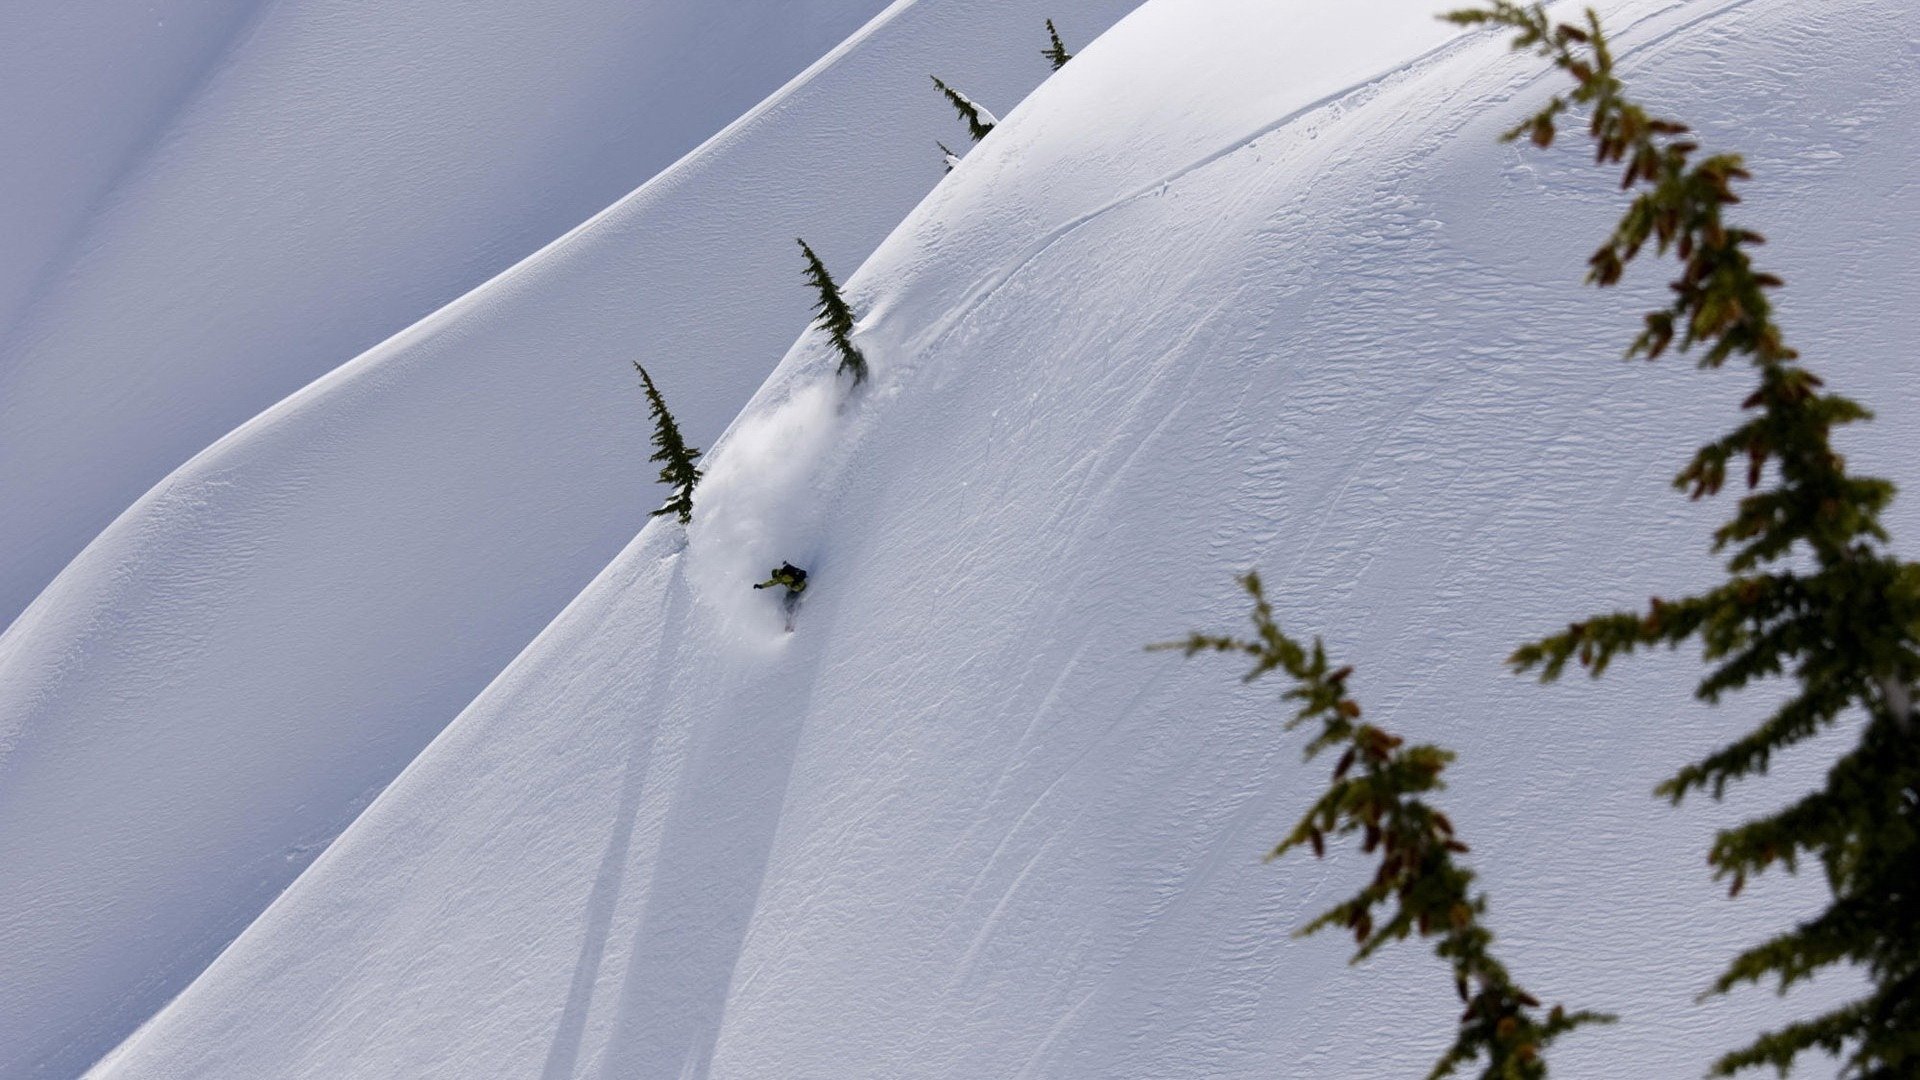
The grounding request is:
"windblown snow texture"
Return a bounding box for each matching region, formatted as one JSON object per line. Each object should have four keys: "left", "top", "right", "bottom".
{"left": 81, "top": 0, "right": 1920, "bottom": 1078}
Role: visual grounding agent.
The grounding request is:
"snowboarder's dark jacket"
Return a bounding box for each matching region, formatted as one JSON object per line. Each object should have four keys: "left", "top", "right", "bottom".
{"left": 753, "top": 562, "right": 808, "bottom": 594}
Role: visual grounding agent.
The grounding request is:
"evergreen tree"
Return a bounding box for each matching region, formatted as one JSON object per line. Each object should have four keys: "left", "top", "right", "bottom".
{"left": 797, "top": 238, "right": 868, "bottom": 384}
{"left": 938, "top": 140, "right": 962, "bottom": 174}
{"left": 931, "top": 76, "right": 998, "bottom": 142}
{"left": 1171, "top": 6, "right": 1916, "bottom": 1076}
{"left": 1042, "top": 19, "right": 1073, "bottom": 71}
{"left": 633, "top": 362, "right": 702, "bottom": 524}
{"left": 1159, "top": 574, "right": 1610, "bottom": 1078}
{"left": 1446, "top": 4, "right": 1920, "bottom": 1075}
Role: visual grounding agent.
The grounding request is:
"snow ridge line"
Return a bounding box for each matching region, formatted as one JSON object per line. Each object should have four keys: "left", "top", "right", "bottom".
{"left": 102, "top": 0, "right": 928, "bottom": 517}
{"left": 431, "top": 0, "right": 925, "bottom": 315}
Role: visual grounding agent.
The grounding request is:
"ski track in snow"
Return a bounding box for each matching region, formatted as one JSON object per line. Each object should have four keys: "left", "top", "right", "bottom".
{"left": 914, "top": 0, "right": 1757, "bottom": 389}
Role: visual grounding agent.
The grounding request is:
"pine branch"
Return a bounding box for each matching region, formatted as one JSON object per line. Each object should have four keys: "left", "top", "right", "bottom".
{"left": 1043, "top": 19, "right": 1073, "bottom": 71}
{"left": 796, "top": 238, "right": 869, "bottom": 384}
{"left": 1449, "top": 4, "right": 1920, "bottom": 1073}
{"left": 1156, "top": 573, "right": 1611, "bottom": 1078}
{"left": 931, "top": 76, "right": 998, "bottom": 142}
{"left": 634, "top": 362, "right": 701, "bottom": 524}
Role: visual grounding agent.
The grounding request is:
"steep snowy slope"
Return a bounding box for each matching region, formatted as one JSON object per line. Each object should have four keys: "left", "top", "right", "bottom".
{"left": 0, "top": 0, "right": 894, "bottom": 627}
{"left": 0, "top": 2, "right": 1141, "bottom": 1075}
{"left": 93, "top": 0, "right": 1920, "bottom": 1077}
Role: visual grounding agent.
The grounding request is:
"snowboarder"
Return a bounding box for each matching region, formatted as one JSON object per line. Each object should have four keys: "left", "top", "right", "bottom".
{"left": 755, "top": 562, "right": 809, "bottom": 632}
{"left": 753, "top": 562, "right": 809, "bottom": 596}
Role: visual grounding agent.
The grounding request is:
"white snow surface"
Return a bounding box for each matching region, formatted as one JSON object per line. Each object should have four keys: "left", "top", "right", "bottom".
{"left": 0, "top": 0, "right": 897, "bottom": 628}
{"left": 0, "top": 1, "right": 1140, "bottom": 1075}
{"left": 12, "top": 0, "right": 1920, "bottom": 1076}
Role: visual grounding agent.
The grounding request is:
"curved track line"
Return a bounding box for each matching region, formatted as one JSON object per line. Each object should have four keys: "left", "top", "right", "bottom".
{"left": 903, "top": 0, "right": 1759, "bottom": 368}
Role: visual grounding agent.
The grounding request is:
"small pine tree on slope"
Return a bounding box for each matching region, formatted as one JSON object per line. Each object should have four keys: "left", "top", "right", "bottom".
{"left": 634, "top": 362, "right": 701, "bottom": 524}
{"left": 1445, "top": 4, "right": 1920, "bottom": 1076}
{"left": 797, "top": 239, "right": 868, "bottom": 384}
{"left": 1042, "top": 19, "right": 1073, "bottom": 71}
{"left": 938, "top": 140, "right": 962, "bottom": 174}
{"left": 931, "top": 76, "right": 997, "bottom": 142}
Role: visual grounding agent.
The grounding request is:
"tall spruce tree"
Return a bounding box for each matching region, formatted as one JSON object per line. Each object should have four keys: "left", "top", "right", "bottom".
{"left": 1042, "top": 19, "right": 1073, "bottom": 71}
{"left": 797, "top": 239, "right": 869, "bottom": 384}
{"left": 634, "top": 362, "right": 701, "bottom": 524}
{"left": 931, "top": 76, "right": 998, "bottom": 142}
{"left": 1443, "top": 5, "right": 1920, "bottom": 1076}
{"left": 1160, "top": 578, "right": 1610, "bottom": 1078}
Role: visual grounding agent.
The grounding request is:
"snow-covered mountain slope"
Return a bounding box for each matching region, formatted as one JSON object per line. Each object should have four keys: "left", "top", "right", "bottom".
{"left": 88, "top": 0, "right": 1920, "bottom": 1077}
{"left": 0, "top": 0, "right": 896, "bottom": 628}
{"left": 0, "top": 2, "right": 1143, "bottom": 1075}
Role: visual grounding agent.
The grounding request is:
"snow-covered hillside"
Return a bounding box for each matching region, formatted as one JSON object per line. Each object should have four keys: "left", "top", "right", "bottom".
{"left": 0, "top": 0, "right": 900, "bottom": 628}
{"left": 60, "top": 0, "right": 1918, "bottom": 1077}
{"left": 0, "top": 1, "right": 1143, "bottom": 1075}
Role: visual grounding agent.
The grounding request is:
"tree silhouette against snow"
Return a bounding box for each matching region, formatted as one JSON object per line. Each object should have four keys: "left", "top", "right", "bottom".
{"left": 1448, "top": 4, "right": 1920, "bottom": 1076}
{"left": 797, "top": 239, "right": 868, "bottom": 385}
{"left": 1042, "top": 19, "right": 1073, "bottom": 71}
{"left": 633, "top": 362, "right": 701, "bottom": 524}
{"left": 937, "top": 140, "right": 962, "bottom": 174}
{"left": 931, "top": 76, "right": 997, "bottom": 142}
{"left": 1167, "top": 4, "right": 1920, "bottom": 1068}
{"left": 1157, "top": 574, "right": 1611, "bottom": 1079}
{"left": 1173, "top": 5, "right": 1919, "bottom": 1077}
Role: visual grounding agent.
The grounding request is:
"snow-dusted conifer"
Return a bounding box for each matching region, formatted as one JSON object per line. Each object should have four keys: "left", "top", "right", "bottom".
{"left": 930, "top": 76, "right": 997, "bottom": 142}
{"left": 1042, "top": 19, "right": 1073, "bottom": 71}
{"left": 633, "top": 362, "right": 701, "bottom": 524}
{"left": 937, "top": 140, "right": 961, "bottom": 173}
{"left": 797, "top": 239, "right": 868, "bottom": 384}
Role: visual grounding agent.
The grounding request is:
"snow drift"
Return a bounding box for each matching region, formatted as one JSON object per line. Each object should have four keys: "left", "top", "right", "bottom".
{"left": 87, "top": 0, "right": 1920, "bottom": 1077}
